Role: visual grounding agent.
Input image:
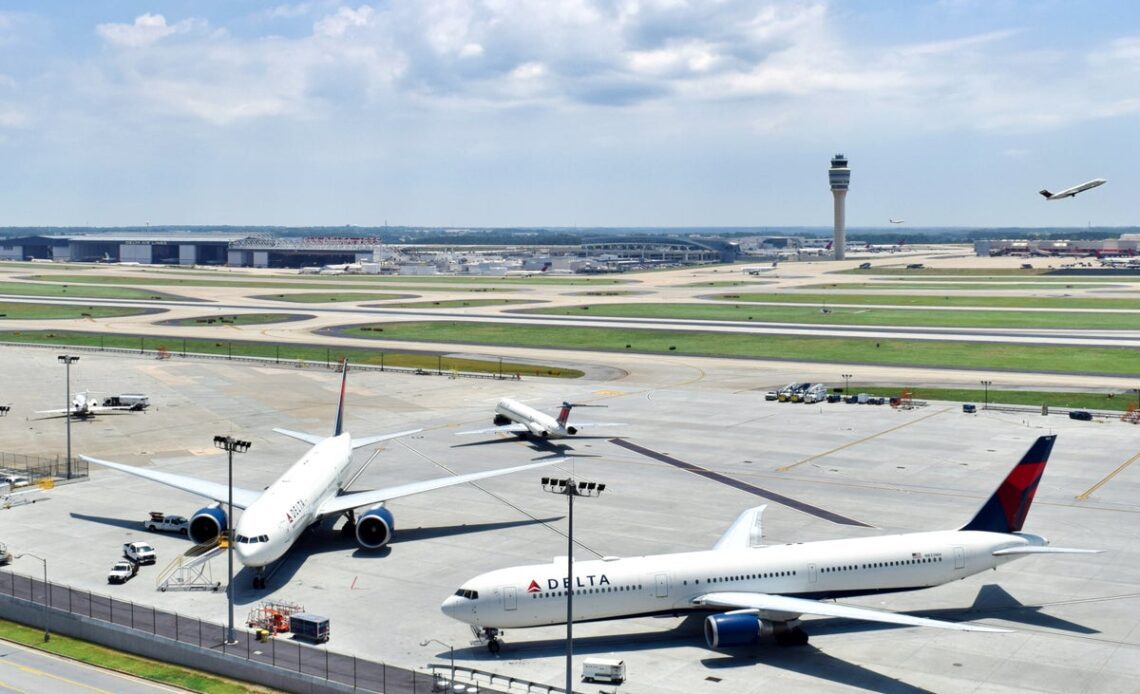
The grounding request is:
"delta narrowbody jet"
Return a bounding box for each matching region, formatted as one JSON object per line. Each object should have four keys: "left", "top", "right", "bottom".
{"left": 36, "top": 392, "right": 134, "bottom": 420}
{"left": 82, "top": 365, "right": 561, "bottom": 588}
{"left": 1039, "top": 178, "right": 1106, "bottom": 200}
{"left": 443, "top": 436, "right": 1096, "bottom": 652}
{"left": 456, "top": 398, "right": 623, "bottom": 440}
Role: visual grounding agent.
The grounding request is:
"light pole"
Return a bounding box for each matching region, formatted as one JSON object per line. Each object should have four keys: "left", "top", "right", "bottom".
{"left": 981, "top": 380, "right": 992, "bottom": 410}
{"left": 16, "top": 553, "right": 49, "bottom": 642}
{"left": 541, "top": 476, "right": 605, "bottom": 694}
{"left": 213, "top": 435, "right": 251, "bottom": 644}
{"left": 420, "top": 638, "right": 455, "bottom": 689}
{"left": 842, "top": 373, "right": 852, "bottom": 395}
{"left": 58, "top": 355, "right": 79, "bottom": 479}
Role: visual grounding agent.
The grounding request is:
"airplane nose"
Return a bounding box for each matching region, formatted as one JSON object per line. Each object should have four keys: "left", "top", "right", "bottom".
{"left": 441, "top": 595, "right": 460, "bottom": 618}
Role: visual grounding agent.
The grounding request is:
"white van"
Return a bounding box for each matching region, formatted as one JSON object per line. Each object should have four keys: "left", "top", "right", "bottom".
{"left": 582, "top": 658, "right": 626, "bottom": 684}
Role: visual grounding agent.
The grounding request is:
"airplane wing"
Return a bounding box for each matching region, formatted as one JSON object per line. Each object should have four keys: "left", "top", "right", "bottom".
{"left": 692, "top": 592, "right": 1009, "bottom": 633}
{"left": 80, "top": 455, "right": 261, "bottom": 509}
{"left": 273, "top": 428, "right": 325, "bottom": 446}
{"left": 317, "top": 458, "right": 563, "bottom": 516}
{"left": 566, "top": 422, "right": 626, "bottom": 429}
{"left": 713, "top": 506, "right": 766, "bottom": 550}
{"left": 351, "top": 428, "right": 423, "bottom": 450}
{"left": 455, "top": 424, "right": 531, "bottom": 436}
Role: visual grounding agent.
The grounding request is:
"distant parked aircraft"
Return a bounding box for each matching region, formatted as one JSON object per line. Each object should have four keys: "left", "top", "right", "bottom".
{"left": 1039, "top": 178, "right": 1106, "bottom": 200}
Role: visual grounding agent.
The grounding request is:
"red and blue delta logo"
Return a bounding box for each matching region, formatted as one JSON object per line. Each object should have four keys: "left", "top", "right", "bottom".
{"left": 527, "top": 580, "right": 541, "bottom": 593}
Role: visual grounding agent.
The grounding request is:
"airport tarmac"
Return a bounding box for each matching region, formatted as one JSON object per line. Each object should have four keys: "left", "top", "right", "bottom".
{"left": 1, "top": 348, "right": 1138, "bottom": 693}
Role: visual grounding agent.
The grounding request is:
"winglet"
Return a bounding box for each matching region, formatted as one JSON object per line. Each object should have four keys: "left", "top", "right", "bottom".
{"left": 961, "top": 435, "right": 1055, "bottom": 533}
{"left": 334, "top": 360, "right": 349, "bottom": 437}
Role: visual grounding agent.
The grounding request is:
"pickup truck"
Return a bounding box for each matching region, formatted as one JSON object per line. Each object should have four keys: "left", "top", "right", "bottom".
{"left": 145, "top": 512, "right": 189, "bottom": 535}
{"left": 123, "top": 541, "right": 157, "bottom": 565}
{"left": 108, "top": 559, "right": 138, "bottom": 584}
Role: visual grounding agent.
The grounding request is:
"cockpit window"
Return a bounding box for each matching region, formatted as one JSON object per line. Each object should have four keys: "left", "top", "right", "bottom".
{"left": 259, "top": 535, "right": 269, "bottom": 542}
{"left": 453, "top": 589, "right": 478, "bottom": 600}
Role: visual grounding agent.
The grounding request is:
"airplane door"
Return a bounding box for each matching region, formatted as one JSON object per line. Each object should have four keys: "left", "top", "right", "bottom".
{"left": 808, "top": 563, "right": 817, "bottom": 584}
{"left": 654, "top": 573, "right": 669, "bottom": 598}
{"left": 502, "top": 586, "right": 517, "bottom": 611}
{"left": 953, "top": 546, "right": 965, "bottom": 571}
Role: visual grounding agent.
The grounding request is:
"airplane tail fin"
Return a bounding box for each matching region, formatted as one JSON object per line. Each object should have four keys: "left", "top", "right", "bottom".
{"left": 556, "top": 402, "right": 574, "bottom": 427}
{"left": 1039, "top": 190, "right": 1052, "bottom": 199}
{"left": 334, "top": 360, "right": 349, "bottom": 437}
{"left": 960, "top": 435, "right": 1055, "bottom": 534}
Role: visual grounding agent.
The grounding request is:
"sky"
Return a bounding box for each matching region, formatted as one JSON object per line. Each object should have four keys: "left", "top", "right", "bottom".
{"left": 1, "top": 1, "right": 1138, "bottom": 229}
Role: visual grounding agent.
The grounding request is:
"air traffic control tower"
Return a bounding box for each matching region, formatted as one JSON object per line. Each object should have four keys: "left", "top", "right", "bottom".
{"left": 829, "top": 153, "right": 850, "bottom": 260}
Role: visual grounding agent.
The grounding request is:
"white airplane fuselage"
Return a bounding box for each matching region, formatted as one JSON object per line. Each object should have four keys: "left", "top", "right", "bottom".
{"left": 232, "top": 434, "right": 353, "bottom": 568}
{"left": 443, "top": 530, "right": 1044, "bottom": 629}
{"left": 495, "top": 398, "right": 567, "bottom": 438}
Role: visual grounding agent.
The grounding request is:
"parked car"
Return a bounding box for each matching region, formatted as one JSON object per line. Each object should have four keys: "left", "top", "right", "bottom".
{"left": 1068, "top": 410, "right": 1093, "bottom": 421}
{"left": 144, "top": 511, "right": 189, "bottom": 535}
{"left": 108, "top": 559, "right": 138, "bottom": 584}
{"left": 764, "top": 391, "right": 779, "bottom": 401}
{"left": 962, "top": 404, "right": 977, "bottom": 413}
{"left": 123, "top": 541, "right": 157, "bottom": 565}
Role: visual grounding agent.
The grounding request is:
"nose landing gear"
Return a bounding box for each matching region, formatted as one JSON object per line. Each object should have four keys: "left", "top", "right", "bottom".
{"left": 471, "top": 625, "right": 503, "bottom": 653}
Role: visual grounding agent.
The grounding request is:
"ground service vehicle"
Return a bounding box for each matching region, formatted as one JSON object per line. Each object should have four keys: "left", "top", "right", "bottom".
{"left": 145, "top": 512, "right": 189, "bottom": 534}
{"left": 289, "top": 613, "right": 330, "bottom": 643}
{"left": 102, "top": 394, "right": 150, "bottom": 411}
{"left": 108, "top": 560, "right": 138, "bottom": 584}
{"left": 123, "top": 541, "right": 157, "bottom": 565}
{"left": 582, "top": 658, "right": 626, "bottom": 684}
{"left": 802, "top": 384, "right": 827, "bottom": 404}
{"left": 776, "top": 383, "right": 801, "bottom": 402}
{"left": 1069, "top": 410, "right": 1093, "bottom": 421}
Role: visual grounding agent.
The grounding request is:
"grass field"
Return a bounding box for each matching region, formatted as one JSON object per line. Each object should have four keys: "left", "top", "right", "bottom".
{"left": 376, "top": 299, "right": 537, "bottom": 309}
{"left": 28, "top": 273, "right": 618, "bottom": 289}
{"left": 156, "top": 313, "right": 310, "bottom": 326}
{"left": 840, "top": 267, "right": 1140, "bottom": 277}
{"left": 801, "top": 282, "right": 1120, "bottom": 290}
{"left": 0, "top": 303, "right": 156, "bottom": 320}
{"left": 710, "top": 291, "right": 1140, "bottom": 310}
{"left": 681, "top": 280, "right": 774, "bottom": 287}
{"left": 522, "top": 302, "right": 1140, "bottom": 329}
{"left": 0, "top": 330, "right": 582, "bottom": 378}
{"left": 0, "top": 280, "right": 186, "bottom": 301}
{"left": 255, "top": 292, "right": 407, "bottom": 303}
{"left": 336, "top": 321, "right": 1140, "bottom": 376}
{"left": 0, "top": 620, "right": 263, "bottom": 693}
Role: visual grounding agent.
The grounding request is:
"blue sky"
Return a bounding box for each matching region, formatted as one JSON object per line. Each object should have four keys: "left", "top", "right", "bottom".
{"left": 1, "top": 1, "right": 1137, "bottom": 228}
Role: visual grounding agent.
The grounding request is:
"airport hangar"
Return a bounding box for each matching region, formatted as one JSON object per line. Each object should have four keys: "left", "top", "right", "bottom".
{"left": 0, "top": 233, "right": 384, "bottom": 268}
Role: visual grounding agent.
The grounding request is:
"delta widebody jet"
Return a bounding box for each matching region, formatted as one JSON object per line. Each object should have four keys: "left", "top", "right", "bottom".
{"left": 82, "top": 365, "right": 561, "bottom": 588}
{"left": 456, "top": 398, "right": 623, "bottom": 440}
{"left": 443, "top": 436, "right": 1096, "bottom": 652}
{"left": 1039, "top": 178, "right": 1106, "bottom": 200}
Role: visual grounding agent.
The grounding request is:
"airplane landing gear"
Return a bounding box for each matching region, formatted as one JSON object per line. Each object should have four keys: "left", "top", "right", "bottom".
{"left": 253, "top": 569, "right": 266, "bottom": 590}
{"left": 774, "top": 626, "right": 809, "bottom": 647}
{"left": 340, "top": 510, "right": 357, "bottom": 538}
{"left": 473, "top": 626, "right": 503, "bottom": 653}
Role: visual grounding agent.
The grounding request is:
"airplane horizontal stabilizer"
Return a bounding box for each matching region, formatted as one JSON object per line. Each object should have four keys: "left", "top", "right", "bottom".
{"left": 80, "top": 455, "right": 261, "bottom": 509}
{"left": 992, "top": 546, "right": 1102, "bottom": 556}
{"left": 713, "top": 505, "right": 767, "bottom": 550}
{"left": 351, "top": 428, "right": 423, "bottom": 450}
{"left": 692, "top": 591, "right": 1010, "bottom": 633}
{"left": 317, "top": 458, "right": 564, "bottom": 516}
{"left": 273, "top": 428, "right": 326, "bottom": 446}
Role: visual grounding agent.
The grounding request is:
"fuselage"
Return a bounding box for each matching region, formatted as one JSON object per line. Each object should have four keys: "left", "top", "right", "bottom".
{"left": 495, "top": 398, "right": 567, "bottom": 438}
{"left": 442, "top": 530, "right": 1045, "bottom": 629}
{"left": 233, "top": 434, "right": 353, "bottom": 567}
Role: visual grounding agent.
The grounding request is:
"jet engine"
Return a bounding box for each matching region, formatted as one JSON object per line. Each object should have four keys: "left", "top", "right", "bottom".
{"left": 526, "top": 422, "right": 548, "bottom": 438}
{"left": 565, "top": 426, "right": 578, "bottom": 435}
{"left": 189, "top": 504, "right": 227, "bottom": 545}
{"left": 355, "top": 505, "right": 395, "bottom": 549}
{"left": 704, "top": 613, "right": 804, "bottom": 648}
{"left": 493, "top": 413, "right": 512, "bottom": 426}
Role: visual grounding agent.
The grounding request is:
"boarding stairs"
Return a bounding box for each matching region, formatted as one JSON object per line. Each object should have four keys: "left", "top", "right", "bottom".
{"left": 156, "top": 538, "right": 224, "bottom": 592}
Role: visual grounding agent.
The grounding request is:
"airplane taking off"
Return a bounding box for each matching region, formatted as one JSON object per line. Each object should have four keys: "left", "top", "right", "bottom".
{"left": 456, "top": 398, "right": 624, "bottom": 440}
{"left": 889, "top": 218, "right": 905, "bottom": 224}
{"left": 82, "top": 364, "right": 562, "bottom": 588}
{"left": 1039, "top": 178, "right": 1106, "bottom": 200}
{"left": 36, "top": 392, "right": 135, "bottom": 420}
{"left": 443, "top": 436, "right": 1097, "bottom": 652}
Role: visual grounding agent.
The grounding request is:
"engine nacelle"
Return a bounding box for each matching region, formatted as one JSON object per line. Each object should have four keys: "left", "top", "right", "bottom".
{"left": 565, "top": 426, "right": 578, "bottom": 435}
{"left": 356, "top": 505, "right": 395, "bottom": 549}
{"left": 493, "top": 414, "right": 512, "bottom": 426}
{"left": 705, "top": 613, "right": 777, "bottom": 649}
{"left": 526, "top": 422, "right": 548, "bottom": 438}
{"left": 189, "top": 504, "right": 228, "bottom": 545}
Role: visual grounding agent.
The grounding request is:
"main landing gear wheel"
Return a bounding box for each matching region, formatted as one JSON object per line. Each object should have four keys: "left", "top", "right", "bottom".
{"left": 487, "top": 639, "right": 501, "bottom": 654}
{"left": 253, "top": 571, "right": 266, "bottom": 589}
{"left": 775, "top": 627, "right": 809, "bottom": 647}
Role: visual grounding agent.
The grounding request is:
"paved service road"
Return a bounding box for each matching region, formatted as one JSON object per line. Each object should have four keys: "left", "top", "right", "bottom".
{"left": 0, "top": 639, "right": 183, "bottom": 694}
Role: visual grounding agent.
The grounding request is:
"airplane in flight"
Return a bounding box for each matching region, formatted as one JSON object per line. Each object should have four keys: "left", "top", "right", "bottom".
{"left": 456, "top": 398, "right": 623, "bottom": 440}
{"left": 442, "top": 435, "right": 1097, "bottom": 652}
{"left": 1039, "top": 178, "right": 1106, "bottom": 200}
{"left": 36, "top": 392, "right": 137, "bottom": 420}
{"left": 82, "top": 365, "right": 562, "bottom": 588}
{"left": 888, "top": 218, "right": 905, "bottom": 224}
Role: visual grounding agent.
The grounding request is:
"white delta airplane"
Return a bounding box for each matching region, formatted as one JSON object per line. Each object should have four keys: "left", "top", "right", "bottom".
{"left": 1039, "top": 178, "right": 1106, "bottom": 200}
{"left": 443, "top": 435, "right": 1097, "bottom": 652}
{"left": 81, "top": 365, "right": 560, "bottom": 588}
{"left": 456, "top": 398, "right": 623, "bottom": 440}
{"left": 36, "top": 392, "right": 134, "bottom": 420}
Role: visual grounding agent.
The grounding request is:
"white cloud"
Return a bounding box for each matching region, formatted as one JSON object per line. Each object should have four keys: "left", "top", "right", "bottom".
{"left": 313, "top": 5, "right": 373, "bottom": 38}
{"left": 96, "top": 13, "right": 198, "bottom": 48}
